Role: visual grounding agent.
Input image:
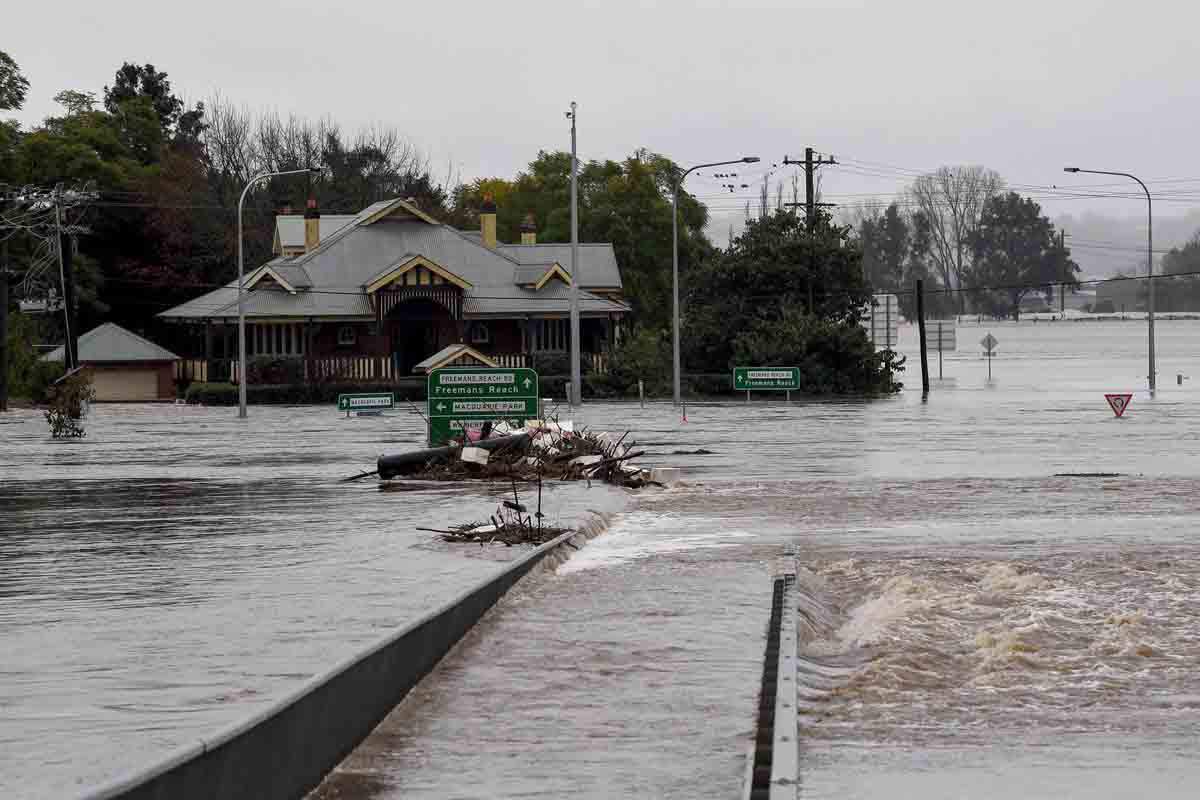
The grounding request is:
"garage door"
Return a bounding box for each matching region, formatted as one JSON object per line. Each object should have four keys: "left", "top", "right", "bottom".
{"left": 91, "top": 368, "right": 160, "bottom": 402}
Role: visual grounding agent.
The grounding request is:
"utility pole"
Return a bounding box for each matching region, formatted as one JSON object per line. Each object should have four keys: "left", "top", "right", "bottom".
{"left": 1, "top": 238, "right": 8, "bottom": 412}
{"left": 783, "top": 147, "right": 837, "bottom": 313}
{"left": 567, "top": 101, "right": 581, "bottom": 408}
{"left": 1059, "top": 229, "right": 1067, "bottom": 314}
{"left": 55, "top": 200, "right": 78, "bottom": 371}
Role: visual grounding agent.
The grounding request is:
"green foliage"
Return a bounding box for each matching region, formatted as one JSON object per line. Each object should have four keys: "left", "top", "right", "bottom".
{"left": 245, "top": 356, "right": 306, "bottom": 385}
{"left": 0, "top": 51, "right": 29, "bottom": 111}
{"left": 731, "top": 309, "right": 904, "bottom": 395}
{"left": 44, "top": 370, "right": 95, "bottom": 438}
{"left": 966, "top": 192, "right": 1077, "bottom": 320}
{"left": 685, "top": 209, "right": 901, "bottom": 395}
{"left": 607, "top": 327, "right": 671, "bottom": 395}
{"left": 451, "top": 149, "right": 713, "bottom": 329}
{"left": 104, "top": 63, "right": 185, "bottom": 133}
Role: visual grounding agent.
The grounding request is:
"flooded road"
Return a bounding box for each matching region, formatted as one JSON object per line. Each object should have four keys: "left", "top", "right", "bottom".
{"left": 314, "top": 320, "right": 1200, "bottom": 799}
{"left": 6, "top": 319, "right": 1200, "bottom": 798}
{"left": 0, "top": 406, "right": 626, "bottom": 798}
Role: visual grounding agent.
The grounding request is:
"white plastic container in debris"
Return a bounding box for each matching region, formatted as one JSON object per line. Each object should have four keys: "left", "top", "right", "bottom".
{"left": 460, "top": 447, "right": 490, "bottom": 465}
{"left": 649, "top": 467, "right": 682, "bottom": 486}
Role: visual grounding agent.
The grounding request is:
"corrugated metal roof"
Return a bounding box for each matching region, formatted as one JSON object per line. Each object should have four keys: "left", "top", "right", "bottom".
{"left": 43, "top": 322, "right": 179, "bottom": 363}
{"left": 412, "top": 344, "right": 498, "bottom": 373}
{"left": 161, "top": 198, "right": 628, "bottom": 322}
{"left": 465, "top": 283, "right": 628, "bottom": 316}
{"left": 275, "top": 215, "right": 356, "bottom": 250}
{"left": 498, "top": 243, "right": 622, "bottom": 289}
{"left": 267, "top": 264, "right": 313, "bottom": 289}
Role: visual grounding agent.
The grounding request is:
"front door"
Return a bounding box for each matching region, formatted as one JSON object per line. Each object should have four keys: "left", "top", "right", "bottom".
{"left": 391, "top": 320, "right": 439, "bottom": 376}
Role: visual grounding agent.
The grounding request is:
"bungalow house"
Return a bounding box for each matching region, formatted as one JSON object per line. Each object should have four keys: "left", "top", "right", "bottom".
{"left": 160, "top": 196, "right": 629, "bottom": 383}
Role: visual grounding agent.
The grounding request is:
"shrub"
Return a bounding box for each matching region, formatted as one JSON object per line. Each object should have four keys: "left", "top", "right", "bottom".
{"left": 245, "top": 356, "right": 305, "bottom": 385}
{"left": 45, "top": 369, "right": 95, "bottom": 438}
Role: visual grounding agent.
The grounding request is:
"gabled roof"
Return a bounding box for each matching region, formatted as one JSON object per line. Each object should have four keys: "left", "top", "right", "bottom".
{"left": 514, "top": 263, "right": 571, "bottom": 289}
{"left": 498, "top": 243, "right": 622, "bottom": 290}
{"left": 160, "top": 198, "right": 628, "bottom": 322}
{"left": 412, "top": 344, "right": 499, "bottom": 373}
{"left": 245, "top": 263, "right": 313, "bottom": 293}
{"left": 274, "top": 215, "right": 356, "bottom": 253}
{"left": 365, "top": 254, "right": 473, "bottom": 293}
{"left": 43, "top": 322, "right": 179, "bottom": 363}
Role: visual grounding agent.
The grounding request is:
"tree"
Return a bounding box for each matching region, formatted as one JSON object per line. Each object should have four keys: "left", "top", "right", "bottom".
{"left": 450, "top": 149, "right": 713, "bottom": 330}
{"left": 0, "top": 51, "right": 29, "bottom": 111}
{"left": 53, "top": 90, "right": 98, "bottom": 116}
{"left": 104, "top": 63, "right": 184, "bottom": 133}
{"left": 684, "top": 209, "right": 902, "bottom": 394}
{"left": 966, "top": 192, "right": 1078, "bottom": 320}
{"left": 909, "top": 166, "right": 1004, "bottom": 312}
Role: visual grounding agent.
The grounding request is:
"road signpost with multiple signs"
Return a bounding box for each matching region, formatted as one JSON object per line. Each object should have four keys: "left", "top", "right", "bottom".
{"left": 427, "top": 367, "right": 539, "bottom": 446}
{"left": 927, "top": 320, "right": 957, "bottom": 379}
{"left": 980, "top": 333, "right": 999, "bottom": 380}
{"left": 862, "top": 293, "right": 899, "bottom": 350}
{"left": 337, "top": 392, "right": 395, "bottom": 418}
{"left": 733, "top": 367, "right": 801, "bottom": 401}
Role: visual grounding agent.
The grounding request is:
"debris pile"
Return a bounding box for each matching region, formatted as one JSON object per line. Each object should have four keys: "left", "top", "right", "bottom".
{"left": 418, "top": 480, "right": 568, "bottom": 546}
{"left": 377, "top": 420, "right": 659, "bottom": 489}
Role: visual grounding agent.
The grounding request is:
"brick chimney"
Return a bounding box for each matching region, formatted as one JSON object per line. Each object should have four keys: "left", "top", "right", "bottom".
{"left": 480, "top": 193, "right": 498, "bottom": 249}
{"left": 520, "top": 212, "right": 536, "bottom": 245}
{"left": 304, "top": 195, "right": 320, "bottom": 253}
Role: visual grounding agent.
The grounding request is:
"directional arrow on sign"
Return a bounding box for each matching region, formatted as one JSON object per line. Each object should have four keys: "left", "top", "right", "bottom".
{"left": 736, "top": 374, "right": 745, "bottom": 385}
{"left": 522, "top": 378, "right": 532, "bottom": 389}
{"left": 436, "top": 402, "right": 446, "bottom": 412}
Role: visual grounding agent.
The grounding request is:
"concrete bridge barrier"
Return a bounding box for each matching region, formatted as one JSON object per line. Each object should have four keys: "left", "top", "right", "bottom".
{"left": 79, "top": 513, "right": 613, "bottom": 800}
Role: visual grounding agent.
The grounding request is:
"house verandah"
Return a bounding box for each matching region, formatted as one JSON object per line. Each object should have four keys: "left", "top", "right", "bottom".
{"left": 162, "top": 196, "right": 628, "bottom": 386}
{"left": 170, "top": 314, "right": 620, "bottom": 385}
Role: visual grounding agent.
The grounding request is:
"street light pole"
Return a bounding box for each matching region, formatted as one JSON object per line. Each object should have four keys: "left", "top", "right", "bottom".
{"left": 567, "top": 102, "right": 581, "bottom": 408}
{"left": 1064, "top": 167, "right": 1154, "bottom": 395}
{"left": 237, "top": 167, "right": 321, "bottom": 418}
{"left": 672, "top": 156, "right": 760, "bottom": 405}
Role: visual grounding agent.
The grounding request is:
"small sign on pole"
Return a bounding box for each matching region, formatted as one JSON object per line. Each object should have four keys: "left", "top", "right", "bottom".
{"left": 733, "top": 367, "right": 801, "bottom": 400}
{"left": 980, "top": 333, "right": 999, "bottom": 380}
{"left": 337, "top": 392, "right": 395, "bottom": 418}
{"left": 1105, "top": 393, "right": 1133, "bottom": 418}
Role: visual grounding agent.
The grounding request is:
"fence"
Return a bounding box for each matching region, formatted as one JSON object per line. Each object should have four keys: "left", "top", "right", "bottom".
{"left": 176, "top": 352, "right": 609, "bottom": 386}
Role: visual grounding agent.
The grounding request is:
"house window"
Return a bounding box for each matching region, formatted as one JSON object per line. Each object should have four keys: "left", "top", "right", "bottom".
{"left": 338, "top": 325, "right": 357, "bottom": 346}
{"left": 468, "top": 322, "right": 490, "bottom": 345}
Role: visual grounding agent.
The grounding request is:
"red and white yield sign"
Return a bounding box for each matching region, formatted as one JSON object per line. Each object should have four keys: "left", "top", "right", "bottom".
{"left": 1105, "top": 393, "right": 1133, "bottom": 418}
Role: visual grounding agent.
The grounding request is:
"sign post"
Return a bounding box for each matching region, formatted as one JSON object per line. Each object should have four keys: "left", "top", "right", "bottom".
{"left": 980, "top": 333, "right": 999, "bottom": 380}
{"left": 733, "top": 367, "right": 801, "bottom": 401}
{"left": 427, "top": 367, "right": 539, "bottom": 446}
{"left": 337, "top": 392, "right": 395, "bottom": 418}
{"left": 928, "top": 321, "right": 957, "bottom": 379}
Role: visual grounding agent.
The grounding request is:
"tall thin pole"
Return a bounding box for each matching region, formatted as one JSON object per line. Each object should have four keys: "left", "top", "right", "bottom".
{"left": 237, "top": 182, "right": 250, "bottom": 418}
{"left": 237, "top": 167, "right": 319, "bottom": 418}
{"left": 672, "top": 182, "right": 680, "bottom": 405}
{"left": 1063, "top": 167, "right": 1154, "bottom": 395}
{"left": 568, "top": 102, "right": 581, "bottom": 407}
{"left": 1059, "top": 229, "right": 1066, "bottom": 314}
{"left": 916, "top": 279, "right": 929, "bottom": 398}
{"left": 672, "top": 156, "right": 761, "bottom": 406}
{"left": 0, "top": 239, "right": 8, "bottom": 412}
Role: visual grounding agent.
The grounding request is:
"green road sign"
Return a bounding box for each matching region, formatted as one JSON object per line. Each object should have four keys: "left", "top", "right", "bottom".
{"left": 337, "top": 392, "right": 395, "bottom": 414}
{"left": 427, "top": 367, "right": 539, "bottom": 445}
{"left": 733, "top": 367, "right": 800, "bottom": 391}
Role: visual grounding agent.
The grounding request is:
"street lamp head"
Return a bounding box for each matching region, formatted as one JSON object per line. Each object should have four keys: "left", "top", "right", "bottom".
{"left": 1063, "top": 167, "right": 1080, "bottom": 173}
{"left": 743, "top": 157, "right": 761, "bottom": 163}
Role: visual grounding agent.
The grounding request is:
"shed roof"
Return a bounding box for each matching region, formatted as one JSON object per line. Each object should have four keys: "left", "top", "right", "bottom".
{"left": 43, "top": 322, "right": 179, "bottom": 363}
{"left": 412, "top": 344, "right": 499, "bottom": 373}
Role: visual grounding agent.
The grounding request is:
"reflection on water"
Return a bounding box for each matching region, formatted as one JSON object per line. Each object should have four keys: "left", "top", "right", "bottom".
{"left": 6, "top": 321, "right": 1200, "bottom": 798}
{"left": 0, "top": 408, "right": 627, "bottom": 798}
{"left": 312, "top": 321, "right": 1200, "bottom": 799}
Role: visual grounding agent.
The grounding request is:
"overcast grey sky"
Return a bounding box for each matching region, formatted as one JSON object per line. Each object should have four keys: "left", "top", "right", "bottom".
{"left": 7, "top": 0, "right": 1198, "bottom": 274}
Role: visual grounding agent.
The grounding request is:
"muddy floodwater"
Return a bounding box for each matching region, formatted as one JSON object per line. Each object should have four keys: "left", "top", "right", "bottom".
{"left": 7, "top": 320, "right": 1200, "bottom": 799}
